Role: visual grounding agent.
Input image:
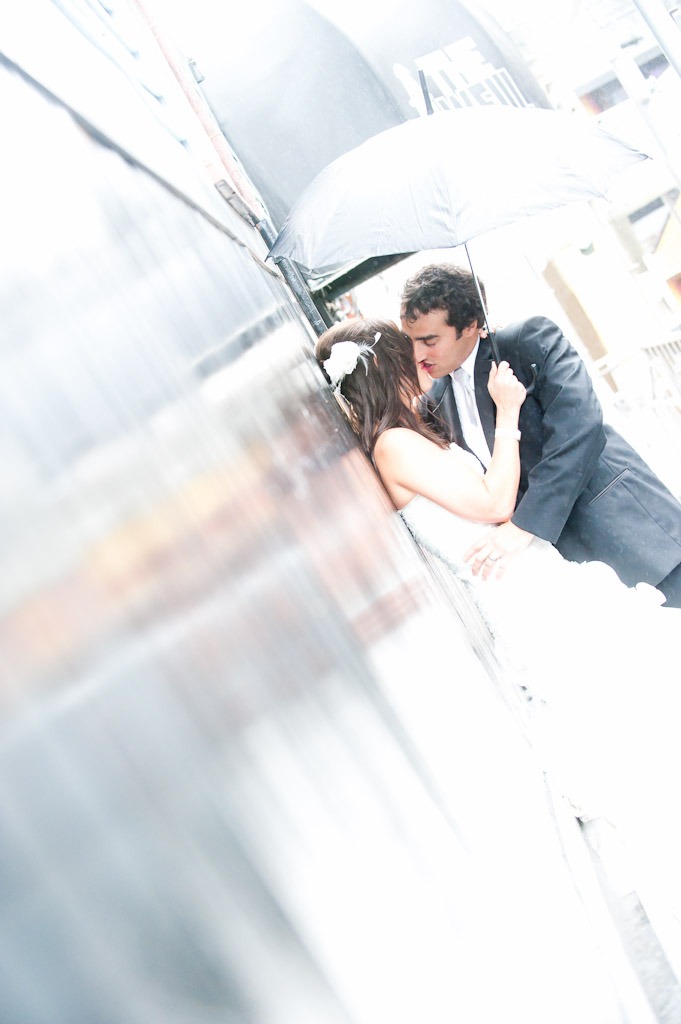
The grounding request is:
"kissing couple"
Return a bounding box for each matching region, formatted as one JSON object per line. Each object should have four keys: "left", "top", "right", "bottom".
{"left": 316, "top": 263, "right": 681, "bottom": 929}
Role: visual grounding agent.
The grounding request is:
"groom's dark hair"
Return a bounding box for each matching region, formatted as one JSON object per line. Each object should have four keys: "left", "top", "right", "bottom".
{"left": 401, "top": 263, "right": 486, "bottom": 334}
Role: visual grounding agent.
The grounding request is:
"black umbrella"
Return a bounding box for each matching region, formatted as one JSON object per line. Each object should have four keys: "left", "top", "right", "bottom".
{"left": 269, "top": 104, "right": 648, "bottom": 371}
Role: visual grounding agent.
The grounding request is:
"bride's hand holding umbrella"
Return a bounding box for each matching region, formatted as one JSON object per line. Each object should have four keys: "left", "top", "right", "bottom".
{"left": 487, "top": 359, "right": 526, "bottom": 422}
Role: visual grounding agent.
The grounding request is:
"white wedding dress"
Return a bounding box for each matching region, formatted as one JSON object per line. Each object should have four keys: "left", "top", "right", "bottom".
{"left": 400, "top": 445, "right": 681, "bottom": 947}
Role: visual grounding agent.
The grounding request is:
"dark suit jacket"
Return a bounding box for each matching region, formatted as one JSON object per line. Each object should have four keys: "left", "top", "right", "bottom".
{"left": 425, "top": 316, "right": 681, "bottom": 587}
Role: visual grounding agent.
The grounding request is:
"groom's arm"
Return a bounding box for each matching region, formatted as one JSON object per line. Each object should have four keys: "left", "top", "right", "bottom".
{"left": 465, "top": 519, "right": 535, "bottom": 578}
{"left": 509, "top": 317, "right": 606, "bottom": 543}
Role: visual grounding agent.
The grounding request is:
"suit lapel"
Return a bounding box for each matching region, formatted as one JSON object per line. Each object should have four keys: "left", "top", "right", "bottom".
{"left": 474, "top": 338, "right": 496, "bottom": 453}
{"left": 424, "top": 375, "right": 468, "bottom": 450}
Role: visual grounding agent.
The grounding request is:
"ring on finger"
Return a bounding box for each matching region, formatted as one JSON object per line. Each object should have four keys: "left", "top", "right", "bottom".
{"left": 487, "top": 553, "right": 501, "bottom": 562}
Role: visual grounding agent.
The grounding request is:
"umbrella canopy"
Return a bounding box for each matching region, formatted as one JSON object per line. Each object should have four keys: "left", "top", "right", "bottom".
{"left": 190, "top": 0, "right": 551, "bottom": 229}
{"left": 268, "top": 106, "right": 649, "bottom": 274}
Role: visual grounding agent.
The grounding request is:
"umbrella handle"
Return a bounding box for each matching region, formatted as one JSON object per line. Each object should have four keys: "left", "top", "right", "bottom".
{"left": 489, "top": 337, "right": 537, "bottom": 394}
{"left": 526, "top": 363, "right": 538, "bottom": 396}
{"left": 418, "top": 71, "right": 434, "bottom": 115}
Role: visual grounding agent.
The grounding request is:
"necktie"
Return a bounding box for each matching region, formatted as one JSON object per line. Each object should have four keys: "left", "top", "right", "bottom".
{"left": 452, "top": 368, "right": 491, "bottom": 466}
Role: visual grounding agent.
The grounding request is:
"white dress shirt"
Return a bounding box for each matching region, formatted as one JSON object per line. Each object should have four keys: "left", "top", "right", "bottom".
{"left": 451, "top": 340, "right": 492, "bottom": 467}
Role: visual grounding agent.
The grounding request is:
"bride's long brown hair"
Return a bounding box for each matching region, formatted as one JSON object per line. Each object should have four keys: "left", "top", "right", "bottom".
{"left": 315, "top": 317, "right": 449, "bottom": 457}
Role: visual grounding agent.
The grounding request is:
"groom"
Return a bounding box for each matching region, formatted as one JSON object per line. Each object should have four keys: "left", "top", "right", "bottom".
{"left": 400, "top": 263, "right": 681, "bottom": 607}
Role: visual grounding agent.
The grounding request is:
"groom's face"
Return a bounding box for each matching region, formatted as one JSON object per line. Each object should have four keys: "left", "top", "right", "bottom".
{"left": 401, "top": 308, "right": 478, "bottom": 379}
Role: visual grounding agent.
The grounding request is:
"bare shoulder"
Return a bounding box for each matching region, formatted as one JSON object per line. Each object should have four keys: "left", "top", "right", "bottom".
{"left": 374, "top": 427, "right": 439, "bottom": 453}
{"left": 373, "top": 428, "right": 447, "bottom": 509}
{"left": 373, "top": 427, "right": 440, "bottom": 464}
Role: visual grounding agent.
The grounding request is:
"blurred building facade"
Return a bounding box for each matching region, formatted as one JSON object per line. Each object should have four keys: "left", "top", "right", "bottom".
{"left": 479, "top": 0, "right": 681, "bottom": 467}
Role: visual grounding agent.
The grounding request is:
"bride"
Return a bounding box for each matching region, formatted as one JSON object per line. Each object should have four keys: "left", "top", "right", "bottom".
{"left": 316, "top": 316, "right": 681, "bottom": 945}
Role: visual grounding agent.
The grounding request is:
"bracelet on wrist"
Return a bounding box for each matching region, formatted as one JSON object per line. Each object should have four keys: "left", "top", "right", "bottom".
{"left": 495, "top": 427, "right": 521, "bottom": 441}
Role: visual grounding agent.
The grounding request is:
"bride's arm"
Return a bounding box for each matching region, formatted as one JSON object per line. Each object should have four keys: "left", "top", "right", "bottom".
{"left": 481, "top": 361, "right": 526, "bottom": 515}
{"left": 375, "top": 362, "right": 525, "bottom": 521}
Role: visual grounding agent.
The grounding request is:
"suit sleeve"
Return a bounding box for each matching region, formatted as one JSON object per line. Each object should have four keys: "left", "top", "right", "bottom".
{"left": 510, "top": 317, "right": 607, "bottom": 542}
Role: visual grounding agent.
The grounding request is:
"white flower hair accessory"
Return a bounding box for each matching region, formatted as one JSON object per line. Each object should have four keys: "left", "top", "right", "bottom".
{"left": 323, "top": 333, "right": 381, "bottom": 390}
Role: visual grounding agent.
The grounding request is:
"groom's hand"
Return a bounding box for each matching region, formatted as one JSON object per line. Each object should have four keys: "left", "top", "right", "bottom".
{"left": 464, "top": 521, "right": 534, "bottom": 580}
